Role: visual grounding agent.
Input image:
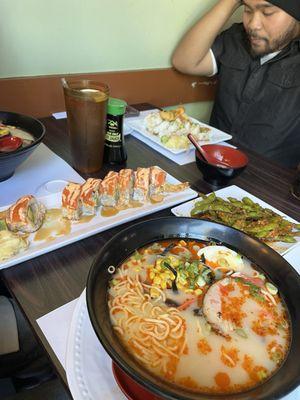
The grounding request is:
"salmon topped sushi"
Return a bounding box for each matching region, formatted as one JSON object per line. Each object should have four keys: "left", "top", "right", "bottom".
{"left": 80, "top": 178, "right": 102, "bottom": 215}
{"left": 6, "top": 195, "right": 46, "bottom": 233}
{"left": 132, "top": 167, "right": 150, "bottom": 203}
{"left": 100, "top": 171, "right": 119, "bottom": 207}
{"left": 62, "top": 182, "right": 82, "bottom": 220}
{"left": 149, "top": 166, "right": 167, "bottom": 197}
{"left": 118, "top": 169, "right": 134, "bottom": 208}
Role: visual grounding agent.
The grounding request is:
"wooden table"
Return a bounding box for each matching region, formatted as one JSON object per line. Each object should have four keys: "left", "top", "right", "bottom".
{"left": 1, "top": 104, "right": 300, "bottom": 396}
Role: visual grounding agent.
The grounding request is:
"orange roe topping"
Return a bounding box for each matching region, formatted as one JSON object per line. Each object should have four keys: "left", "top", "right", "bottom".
{"left": 221, "top": 295, "right": 246, "bottom": 328}
{"left": 165, "top": 356, "right": 178, "bottom": 379}
{"left": 242, "top": 355, "right": 268, "bottom": 383}
{"left": 197, "top": 339, "right": 212, "bottom": 355}
{"left": 177, "top": 376, "right": 200, "bottom": 390}
{"left": 215, "top": 372, "right": 231, "bottom": 388}
{"left": 219, "top": 282, "right": 235, "bottom": 296}
{"left": 220, "top": 346, "right": 239, "bottom": 368}
{"left": 251, "top": 317, "right": 277, "bottom": 336}
{"left": 183, "top": 344, "right": 189, "bottom": 355}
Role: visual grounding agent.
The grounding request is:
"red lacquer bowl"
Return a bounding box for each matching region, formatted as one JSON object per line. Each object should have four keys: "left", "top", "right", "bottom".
{"left": 195, "top": 144, "right": 248, "bottom": 187}
{"left": 113, "top": 362, "right": 163, "bottom": 400}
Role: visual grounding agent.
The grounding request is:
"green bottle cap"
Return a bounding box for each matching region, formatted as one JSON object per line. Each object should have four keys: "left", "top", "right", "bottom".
{"left": 107, "top": 98, "right": 127, "bottom": 116}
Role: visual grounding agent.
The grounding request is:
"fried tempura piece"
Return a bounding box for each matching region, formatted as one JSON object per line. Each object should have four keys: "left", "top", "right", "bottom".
{"left": 159, "top": 107, "right": 186, "bottom": 121}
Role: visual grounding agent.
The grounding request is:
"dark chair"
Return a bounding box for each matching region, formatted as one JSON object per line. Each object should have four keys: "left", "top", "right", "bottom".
{"left": 6, "top": 378, "right": 71, "bottom": 400}
{"left": 11, "top": 356, "right": 56, "bottom": 391}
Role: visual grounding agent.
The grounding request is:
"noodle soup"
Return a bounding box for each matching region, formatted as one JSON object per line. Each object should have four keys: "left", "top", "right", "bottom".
{"left": 108, "top": 240, "right": 290, "bottom": 394}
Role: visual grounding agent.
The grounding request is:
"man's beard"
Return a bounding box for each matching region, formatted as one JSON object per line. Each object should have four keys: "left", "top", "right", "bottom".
{"left": 245, "top": 21, "right": 300, "bottom": 57}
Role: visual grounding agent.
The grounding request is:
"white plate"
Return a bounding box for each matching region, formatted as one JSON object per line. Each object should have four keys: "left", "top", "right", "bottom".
{"left": 0, "top": 171, "right": 198, "bottom": 270}
{"left": 66, "top": 290, "right": 126, "bottom": 400}
{"left": 171, "top": 185, "right": 300, "bottom": 256}
{"left": 126, "top": 115, "right": 232, "bottom": 155}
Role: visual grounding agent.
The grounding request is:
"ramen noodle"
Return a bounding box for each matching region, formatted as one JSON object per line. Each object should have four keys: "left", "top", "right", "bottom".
{"left": 108, "top": 240, "right": 290, "bottom": 394}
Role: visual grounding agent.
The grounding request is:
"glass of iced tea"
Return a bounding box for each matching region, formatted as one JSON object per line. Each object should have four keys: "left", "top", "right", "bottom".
{"left": 62, "top": 79, "right": 110, "bottom": 174}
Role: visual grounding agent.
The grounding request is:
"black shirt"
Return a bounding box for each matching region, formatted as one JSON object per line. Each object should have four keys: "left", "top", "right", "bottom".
{"left": 210, "top": 23, "right": 300, "bottom": 168}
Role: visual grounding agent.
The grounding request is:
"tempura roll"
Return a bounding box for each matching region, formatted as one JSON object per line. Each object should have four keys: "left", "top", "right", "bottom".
{"left": 80, "top": 178, "right": 102, "bottom": 215}
{"left": 100, "top": 171, "right": 119, "bottom": 207}
{"left": 149, "top": 166, "right": 167, "bottom": 197}
{"left": 6, "top": 195, "right": 46, "bottom": 233}
{"left": 118, "top": 169, "right": 134, "bottom": 208}
{"left": 62, "top": 182, "right": 82, "bottom": 220}
{"left": 132, "top": 167, "right": 150, "bottom": 203}
{"left": 0, "top": 230, "right": 29, "bottom": 261}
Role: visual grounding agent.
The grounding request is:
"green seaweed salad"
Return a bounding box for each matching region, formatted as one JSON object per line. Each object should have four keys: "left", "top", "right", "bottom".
{"left": 191, "top": 193, "right": 300, "bottom": 243}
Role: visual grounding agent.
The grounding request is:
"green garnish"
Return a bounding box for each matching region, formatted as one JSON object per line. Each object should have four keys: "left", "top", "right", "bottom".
{"left": 133, "top": 251, "right": 143, "bottom": 260}
{"left": 257, "top": 370, "right": 268, "bottom": 381}
{"left": 160, "top": 135, "right": 169, "bottom": 144}
{"left": 0, "top": 219, "right": 7, "bottom": 231}
{"left": 235, "top": 328, "right": 248, "bottom": 339}
{"left": 266, "top": 282, "right": 278, "bottom": 295}
{"left": 234, "top": 277, "right": 265, "bottom": 302}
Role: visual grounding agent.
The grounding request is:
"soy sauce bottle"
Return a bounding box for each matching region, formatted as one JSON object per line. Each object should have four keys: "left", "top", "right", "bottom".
{"left": 104, "top": 98, "right": 127, "bottom": 165}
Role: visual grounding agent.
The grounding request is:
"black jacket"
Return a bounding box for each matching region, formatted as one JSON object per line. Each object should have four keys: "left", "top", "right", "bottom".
{"left": 210, "top": 23, "right": 300, "bottom": 168}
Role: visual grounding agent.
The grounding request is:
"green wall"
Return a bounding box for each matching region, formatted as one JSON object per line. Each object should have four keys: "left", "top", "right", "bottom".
{"left": 0, "top": 0, "right": 241, "bottom": 121}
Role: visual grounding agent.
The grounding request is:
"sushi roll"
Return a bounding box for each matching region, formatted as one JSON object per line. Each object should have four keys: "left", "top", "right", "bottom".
{"left": 132, "top": 167, "right": 150, "bottom": 203}
{"left": 6, "top": 195, "right": 46, "bottom": 233}
{"left": 100, "top": 171, "right": 119, "bottom": 207}
{"left": 118, "top": 169, "right": 134, "bottom": 208}
{"left": 62, "top": 182, "right": 82, "bottom": 220}
{"left": 80, "top": 178, "right": 102, "bottom": 215}
{"left": 149, "top": 166, "right": 167, "bottom": 197}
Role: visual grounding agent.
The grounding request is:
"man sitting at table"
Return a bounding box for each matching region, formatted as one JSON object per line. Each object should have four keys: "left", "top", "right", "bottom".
{"left": 172, "top": 0, "right": 300, "bottom": 169}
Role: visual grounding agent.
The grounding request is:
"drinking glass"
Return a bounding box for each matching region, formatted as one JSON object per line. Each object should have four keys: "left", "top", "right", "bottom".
{"left": 62, "top": 78, "right": 110, "bottom": 174}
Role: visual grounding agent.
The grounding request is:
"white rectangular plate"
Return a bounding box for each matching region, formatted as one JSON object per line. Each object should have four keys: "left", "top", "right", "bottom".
{"left": 126, "top": 115, "right": 232, "bottom": 155}
{"left": 0, "top": 172, "right": 198, "bottom": 270}
{"left": 171, "top": 185, "right": 300, "bottom": 256}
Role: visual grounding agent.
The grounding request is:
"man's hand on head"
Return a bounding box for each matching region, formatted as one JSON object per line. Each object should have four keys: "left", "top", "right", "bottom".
{"left": 219, "top": 0, "right": 244, "bottom": 11}
{"left": 221, "top": 0, "right": 243, "bottom": 10}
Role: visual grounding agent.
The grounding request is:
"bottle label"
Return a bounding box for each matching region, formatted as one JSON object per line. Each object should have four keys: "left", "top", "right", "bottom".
{"left": 105, "top": 116, "right": 122, "bottom": 144}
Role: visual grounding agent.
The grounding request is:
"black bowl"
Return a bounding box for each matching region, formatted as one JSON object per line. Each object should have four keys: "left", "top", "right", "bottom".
{"left": 0, "top": 111, "right": 46, "bottom": 182}
{"left": 195, "top": 145, "right": 248, "bottom": 186}
{"left": 86, "top": 216, "right": 300, "bottom": 400}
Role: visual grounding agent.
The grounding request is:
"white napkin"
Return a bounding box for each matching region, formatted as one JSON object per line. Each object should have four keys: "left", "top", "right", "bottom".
{"left": 37, "top": 295, "right": 126, "bottom": 400}
{"left": 52, "top": 111, "right": 67, "bottom": 119}
{"left": 37, "top": 299, "right": 77, "bottom": 368}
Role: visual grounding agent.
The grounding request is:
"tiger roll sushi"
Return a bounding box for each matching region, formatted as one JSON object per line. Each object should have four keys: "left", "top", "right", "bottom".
{"left": 80, "top": 178, "right": 102, "bottom": 215}
{"left": 132, "top": 167, "right": 150, "bottom": 203}
{"left": 100, "top": 171, "right": 119, "bottom": 207}
{"left": 6, "top": 195, "right": 46, "bottom": 233}
{"left": 118, "top": 169, "right": 134, "bottom": 208}
{"left": 149, "top": 166, "right": 167, "bottom": 198}
{"left": 62, "top": 182, "right": 82, "bottom": 220}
